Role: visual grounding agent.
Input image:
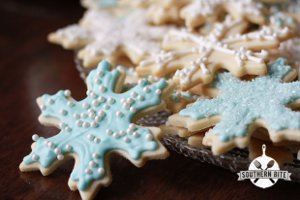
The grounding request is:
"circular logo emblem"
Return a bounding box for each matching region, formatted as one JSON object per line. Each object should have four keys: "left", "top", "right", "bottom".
{"left": 248, "top": 145, "right": 279, "bottom": 188}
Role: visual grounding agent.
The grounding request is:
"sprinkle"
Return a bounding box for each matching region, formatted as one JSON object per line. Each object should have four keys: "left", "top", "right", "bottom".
{"left": 89, "top": 112, "right": 96, "bottom": 119}
{"left": 92, "top": 153, "right": 100, "bottom": 159}
{"left": 116, "top": 111, "right": 123, "bottom": 118}
{"left": 47, "top": 141, "right": 55, "bottom": 149}
{"left": 80, "top": 113, "right": 88, "bottom": 118}
{"left": 99, "top": 85, "right": 106, "bottom": 93}
{"left": 98, "top": 96, "right": 106, "bottom": 103}
{"left": 131, "top": 91, "right": 138, "bottom": 98}
{"left": 54, "top": 148, "right": 61, "bottom": 154}
{"left": 90, "top": 92, "right": 97, "bottom": 99}
{"left": 98, "top": 110, "right": 105, "bottom": 117}
{"left": 73, "top": 113, "right": 80, "bottom": 119}
{"left": 138, "top": 95, "right": 144, "bottom": 101}
{"left": 123, "top": 137, "right": 131, "bottom": 143}
{"left": 119, "top": 131, "right": 126, "bottom": 136}
{"left": 138, "top": 79, "right": 146, "bottom": 85}
{"left": 103, "top": 104, "right": 110, "bottom": 110}
{"left": 64, "top": 90, "right": 71, "bottom": 96}
{"left": 32, "top": 154, "right": 39, "bottom": 161}
{"left": 32, "top": 134, "right": 39, "bottom": 141}
{"left": 133, "top": 132, "right": 139, "bottom": 138}
{"left": 48, "top": 99, "right": 55, "bottom": 105}
{"left": 106, "top": 129, "right": 113, "bottom": 135}
{"left": 82, "top": 122, "right": 90, "bottom": 128}
{"left": 60, "top": 109, "right": 68, "bottom": 116}
{"left": 85, "top": 168, "right": 92, "bottom": 174}
{"left": 107, "top": 97, "right": 115, "bottom": 105}
{"left": 155, "top": 89, "right": 162, "bottom": 94}
{"left": 76, "top": 120, "right": 83, "bottom": 127}
{"left": 94, "top": 137, "right": 101, "bottom": 143}
{"left": 65, "top": 144, "right": 72, "bottom": 151}
{"left": 57, "top": 154, "right": 64, "bottom": 160}
{"left": 65, "top": 126, "right": 72, "bottom": 132}
{"left": 97, "top": 168, "right": 105, "bottom": 175}
{"left": 82, "top": 102, "right": 90, "bottom": 110}
{"left": 126, "top": 98, "right": 134, "bottom": 104}
{"left": 97, "top": 71, "right": 104, "bottom": 77}
{"left": 90, "top": 122, "right": 98, "bottom": 128}
{"left": 112, "top": 133, "right": 120, "bottom": 139}
{"left": 89, "top": 160, "right": 97, "bottom": 168}
{"left": 145, "top": 134, "right": 153, "bottom": 141}
{"left": 143, "top": 86, "right": 151, "bottom": 93}
{"left": 92, "top": 100, "right": 100, "bottom": 107}
{"left": 67, "top": 101, "right": 74, "bottom": 107}
{"left": 87, "top": 134, "right": 94, "bottom": 141}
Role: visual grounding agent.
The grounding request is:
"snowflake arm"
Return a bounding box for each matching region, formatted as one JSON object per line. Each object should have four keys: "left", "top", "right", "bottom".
{"left": 49, "top": 9, "right": 173, "bottom": 68}
{"left": 48, "top": 25, "right": 94, "bottom": 49}
{"left": 180, "top": 0, "right": 265, "bottom": 29}
{"left": 20, "top": 61, "right": 170, "bottom": 200}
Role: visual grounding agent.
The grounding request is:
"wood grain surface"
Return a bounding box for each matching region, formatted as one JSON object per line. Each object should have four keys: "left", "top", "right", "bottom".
{"left": 1, "top": 0, "right": 300, "bottom": 199}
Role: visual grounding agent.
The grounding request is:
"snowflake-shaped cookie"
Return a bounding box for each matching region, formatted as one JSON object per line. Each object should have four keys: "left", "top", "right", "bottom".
{"left": 168, "top": 58, "right": 299, "bottom": 155}
{"left": 48, "top": 9, "right": 173, "bottom": 68}
{"left": 180, "top": 0, "right": 265, "bottom": 29}
{"left": 19, "top": 61, "right": 170, "bottom": 200}
{"left": 137, "top": 25, "right": 293, "bottom": 90}
{"left": 145, "top": 0, "right": 264, "bottom": 29}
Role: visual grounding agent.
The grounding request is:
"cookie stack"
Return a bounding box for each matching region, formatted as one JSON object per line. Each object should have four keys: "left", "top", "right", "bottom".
{"left": 20, "top": 0, "right": 300, "bottom": 199}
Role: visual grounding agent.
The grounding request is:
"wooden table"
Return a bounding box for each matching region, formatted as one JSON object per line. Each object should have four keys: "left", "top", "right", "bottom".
{"left": 1, "top": 0, "right": 300, "bottom": 199}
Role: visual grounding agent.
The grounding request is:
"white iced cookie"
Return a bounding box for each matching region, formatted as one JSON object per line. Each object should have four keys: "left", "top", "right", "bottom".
{"left": 48, "top": 9, "right": 174, "bottom": 68}
{"left": 180, "top": 0, "right": 265, "bottom": 29}
{"left": 137, "top": 25, "right": 293, "bottom": 90}
{"left": 146, "top": 0, "right": 192, "bottom": 25}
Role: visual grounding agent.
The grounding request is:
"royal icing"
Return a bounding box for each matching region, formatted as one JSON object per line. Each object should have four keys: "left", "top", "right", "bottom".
{"left": 181, "top": 0, "right": 264, "bottom": 27}
{"left": 21, "top": 61, "right": 168, "bottom": 191}
{"left": 269, "top": 12, "right": 296, "bottom": 29}
{"left": 52, "top": 9, "right": 173, "bottom": 66}
{"left": 139, "top": 24, "right": 291, "bottom": 88}
{"left": 179, "top": 58, "right": 300, "bottom": 142}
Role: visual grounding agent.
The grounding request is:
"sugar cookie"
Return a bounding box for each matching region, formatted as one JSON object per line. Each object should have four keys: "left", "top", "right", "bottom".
{"left": 167, "top": 58, "right": 299, "bottom": 155}
{"left": 19, "top": 61, "right": 174, "bottom": 200}
{"left": 48, "top": 9, "right": 174, "bottom": 68}
{"left": 137, "top": 26, "right": 293, "bottom": 90}
{"left": 180, "top": 0, "right": 265, "bottom": 30}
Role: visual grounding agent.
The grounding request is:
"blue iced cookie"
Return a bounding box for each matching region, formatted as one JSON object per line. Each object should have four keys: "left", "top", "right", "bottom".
{"left": 168, "top": 58, "right": 299, "bottom": 155}
{"left": 19, "top": 60, "right": 171, "bottom": 200}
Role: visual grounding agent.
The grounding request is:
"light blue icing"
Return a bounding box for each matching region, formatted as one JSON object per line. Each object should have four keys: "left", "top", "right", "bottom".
{"left": 179, "top": 58, "right": 300, "bottom": 142}
{"left": 95, "top": 0, "right": 118, "bottom": 8}
{"left": 270, "top": 12, "right": 296, "bottom": 28}
{"left": 22, "top": 61, "right": 167, "bottom": 191}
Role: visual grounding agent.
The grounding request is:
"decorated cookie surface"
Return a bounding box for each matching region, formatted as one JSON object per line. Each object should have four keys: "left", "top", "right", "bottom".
{"left": 169, "top": 58, "right": 300, "bottom": 154}
{"left": 19, "top": 61, "right": 170, "bottom": 200}
{"left": 180, "top": 0, "right": 265, "bottom": 29}
{"left": 48, "top": 9, "right": 173, "bottom": 68}
{"left": 137, "top": 24, "right": 293, "bottom": 90}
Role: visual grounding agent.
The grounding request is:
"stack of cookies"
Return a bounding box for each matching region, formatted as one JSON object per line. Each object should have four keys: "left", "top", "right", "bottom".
{"left": 19, "top": 0, "right": 300, "bottom": 199}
